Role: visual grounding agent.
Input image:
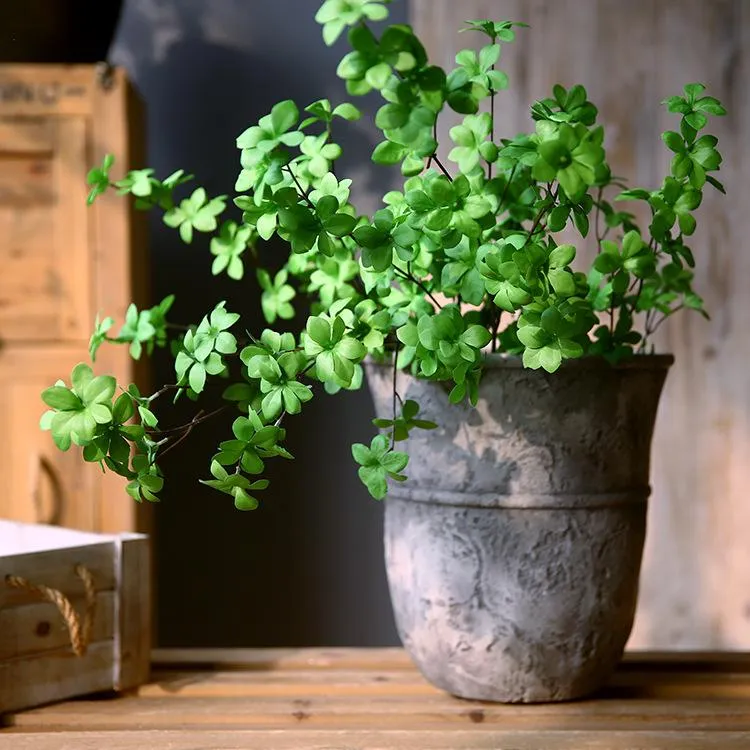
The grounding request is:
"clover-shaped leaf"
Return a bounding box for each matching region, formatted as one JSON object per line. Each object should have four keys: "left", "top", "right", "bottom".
{"left": 41, "top": 364, "right": 116, "bottom": 450}
{"left": 211, "top": 221, "right": 252, "bottom": 280}
{"left": 117, "top": 303, "right": 156, "bottom": 360}
{"left": 163, "top": 187, "right": 227, "bottom": 244}
{"left": 86, "top": 153, "right": 114, "bottom": 205}
{"left": 303, "top": 314, "right": 366, "bottom": 387}
{"left": 258, "top": 269, "right": 296, "bottom": 323}
{"left": 372, "top": 398, "right": 437, "bottom": 442}
{"left": 448, "top": 112, "right": 494, "bottom": 173}
{"left": 115, "top": 168, "right": 155, "bottom": 198}
{"left": 89, "top": 315, "right": 114, "bottom": 362}
{"left": 316, "top": 0, "right": 390, "bottom": 46}
{"left": 351, "top": 434, "right": 408, "bottom": 499}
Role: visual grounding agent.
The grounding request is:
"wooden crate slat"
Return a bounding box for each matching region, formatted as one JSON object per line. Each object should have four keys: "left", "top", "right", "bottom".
{"left": 0, "top": 67, "right": 95, "bottom": 117}
{"left": 113, "top": 535, "right": 150, "bottom": 691}
{"left": 0, "top": 591, "right": 115, "bottom": 660}
{"left": 0, "top": 641, "right": 114, "bottom": 716}
{"left": 0, "top": 119, "right": 54, "bottom": 154}
{"left": 0, "top": 542, "right": 117, "bottom": 609}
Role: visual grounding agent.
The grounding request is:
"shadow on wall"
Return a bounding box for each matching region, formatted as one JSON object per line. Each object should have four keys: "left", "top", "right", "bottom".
{"left": 111, "top": 0, "right": 407, "bottom": 647}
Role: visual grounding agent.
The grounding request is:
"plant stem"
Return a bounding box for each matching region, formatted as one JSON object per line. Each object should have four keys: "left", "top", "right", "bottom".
{"left": 431, "top": 154, "right": 453, "bottom": 182}
{"left": 498, "top": 164, "right": 517, "bottom": 212}
{"left": 147, "top": 383, "right": 183, "bottom": 402}
{"left": 326, "top": 122, "right": 336, "bottom": 178}
{"left": 648, "top": 305, "right": 683, "bottom": 337}
{"left": 528, "top": 186, "right": 557, "bottom": 238}
{"left": 284, "top": 165, "right": 317, "bottom": 212}
{"left": 426, "top": 121, "right": 437, "bottom": 171}
{"left": 394, "top": 266, "right": 442, "bottom": 309}
{"left": 150, "top": 405, "right": 228, "bottom": 436}
{"left": 158, "top": 418, "right": 199, "bottom": 458}
{"left": 594, "top": 186, "right": 604, "bottom": 251}
{"left": 390, "top": 350, "right": 399, "bottom": 449}
{"left": 490, "top": 310, "right": 502, "bottom": 353}
{"left": 488, "top": 75, "right": 496, "bottom": 181}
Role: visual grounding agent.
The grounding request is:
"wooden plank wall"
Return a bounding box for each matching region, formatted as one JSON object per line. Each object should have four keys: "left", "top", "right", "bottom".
{"left": 411, "top": 0, "right": 749, "bottom": 649}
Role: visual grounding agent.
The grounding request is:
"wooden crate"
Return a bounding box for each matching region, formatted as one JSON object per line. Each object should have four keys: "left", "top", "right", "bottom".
{"left": 0, "top": 520, "right": 150, "bottom": 715}
{"left": 0, "top": 65, "right": 150, "bottom": 534}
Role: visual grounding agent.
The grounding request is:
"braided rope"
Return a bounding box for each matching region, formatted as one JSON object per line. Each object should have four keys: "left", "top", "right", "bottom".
{"left": 5, "top": 564, "right": 96, "bottom": 656}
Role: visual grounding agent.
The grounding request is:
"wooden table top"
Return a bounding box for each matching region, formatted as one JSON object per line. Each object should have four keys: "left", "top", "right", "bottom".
{"left": 2, "top": 648, "right": 750, "bottom": 748}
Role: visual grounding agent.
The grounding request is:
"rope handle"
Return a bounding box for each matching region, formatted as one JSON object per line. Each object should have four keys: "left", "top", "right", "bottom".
{"left": 5, "top": 564, "right": 96, "bottom": 656}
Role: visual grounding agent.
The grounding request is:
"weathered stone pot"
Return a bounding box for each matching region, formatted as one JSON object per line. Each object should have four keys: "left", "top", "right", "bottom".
{"left": 365, "top": 354, "right": 672, "bottom": 703}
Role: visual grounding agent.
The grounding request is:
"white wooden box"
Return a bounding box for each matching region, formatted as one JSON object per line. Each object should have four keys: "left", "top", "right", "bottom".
{"left": 0, "top": 520, "right": 150, "bottom": 715}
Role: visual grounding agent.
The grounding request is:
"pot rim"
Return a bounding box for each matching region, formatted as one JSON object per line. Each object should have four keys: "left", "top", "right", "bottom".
{"left": 366, "top": 352, "right": 675, "bottom": 371}
{"left": 479, "top": 352, "right": 675, "bottom": 370}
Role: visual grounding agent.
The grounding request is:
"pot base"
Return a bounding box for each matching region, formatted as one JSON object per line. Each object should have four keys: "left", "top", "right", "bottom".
{"left": 385, "top": 497, "right": 645, "bottom": 703}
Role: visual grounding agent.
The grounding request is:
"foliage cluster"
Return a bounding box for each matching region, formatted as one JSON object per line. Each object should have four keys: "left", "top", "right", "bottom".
{"left": 42, "top": 0, "right": 726, "bottom": 505}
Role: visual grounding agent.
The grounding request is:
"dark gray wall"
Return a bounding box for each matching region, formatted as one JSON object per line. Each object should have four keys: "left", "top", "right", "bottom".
{"left": 111, "top": 0, "right": 405, "bottom": 647}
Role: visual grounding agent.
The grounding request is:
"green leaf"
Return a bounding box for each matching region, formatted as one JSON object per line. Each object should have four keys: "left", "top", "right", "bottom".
{"left": 548, "top": 268, "right": 576, "bottom": 296}
{"left": 381, "top": 451, "right": 408, "bottom": 473}
{"left": 547, "top": 205, "right": 569, "bottom": 232}
{"left": 270, "top": 100, "right": 299, "bottom": 135}
{"left": 539, "top": 346, "right": 562, "bottom": 373}
{"left": 83, "top": 375, "right": 117, "bottom": 405}
{"left": 516, "top": 325, "right": 549, "bottom": 349}
{"left": 112, "top": 393, "right": 134, "bottom": 423}
{"left": 594, "top": 252, "right": 621, "bottom": 274}
{"left": 366, "top": 62, "right": 392, "bottom": 90}
{"left": 42, "top": 386, "right": 81, "bottom": 411}
{"left": 324, "top": 213, "right": 357, "bottom": 237}
{"left": 189, "top": 363, "right": 206, "bottom": 393}
{"left": 662, "top": 131, "right": 684, "bottom": 153}
{"left": 461, "top": 325, "right": 491, "bottom": 349}
{"left": 307, "top": 317, "right": 331, "bottom": 346}
{"left": 548, "top": 244, "right": 575, "bottom": 269}
{"left": 372, "top": 140, "right": 408, "bottom": 165}
{"left": 332, "top": 102, "right": 362, "bottom": 121}
{"left": 353, "top": 225, "right": 388, "bottom": 248}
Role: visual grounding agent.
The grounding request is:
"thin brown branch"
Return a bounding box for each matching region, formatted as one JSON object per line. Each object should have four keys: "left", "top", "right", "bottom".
{"left": 490, "top": 310, "right": 503, "bottom": 353}
{"left": 147, "top": 383, "right": 183, "bottom": 402}
{"left": 594, "top": 186, "right": 605, "bottom": 250}
{"left": 158, "top": 422, "right": 196, "bottom": 459}
{"left": 150, "top": 405, "right": 228, "bottom": 436}
{"left": 649, "top": 305, "right": 683, "bottom": 337}
{"left": 498, "top": 164, "right": 517, "bottom": 212}
{"left": 528, "top": 185, "right": 558, "bottom": 238}
{"left": 394, "top": 266, "right": 443, "bottom": 310}
{"left": 284, "top": 165, "right": 317, "bottom": 212}
{"left": 430, "top": 154, "right": 454, "bottom": 181}
{"left": 390, "top": 350, "right": 399, "bottom": 450}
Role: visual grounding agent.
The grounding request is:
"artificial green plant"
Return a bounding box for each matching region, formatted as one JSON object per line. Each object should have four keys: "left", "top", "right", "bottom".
{"left": 41, "top": 0, "right": 727, "bottom": 506}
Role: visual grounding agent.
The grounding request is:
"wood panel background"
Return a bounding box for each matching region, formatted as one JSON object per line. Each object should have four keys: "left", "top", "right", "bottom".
{"left": 411, "top": 0, "right": 749, "bottom": 649}
{"left": 0, "top": 66, "right": 151, "bottom": 536}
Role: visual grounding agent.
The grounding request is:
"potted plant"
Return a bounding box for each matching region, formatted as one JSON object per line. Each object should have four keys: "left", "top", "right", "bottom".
{"left": 39, "top": 0, "right": 727, "bottom": 703}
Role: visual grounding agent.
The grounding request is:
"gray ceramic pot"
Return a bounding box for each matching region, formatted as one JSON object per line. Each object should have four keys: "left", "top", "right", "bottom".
{"left": 365, "top": 354, "right": 672, "bottom": 703}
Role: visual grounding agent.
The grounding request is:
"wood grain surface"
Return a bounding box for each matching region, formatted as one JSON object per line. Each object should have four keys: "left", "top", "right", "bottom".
{"left": 2, "top": 649, "right": 750, "bottom": 748}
